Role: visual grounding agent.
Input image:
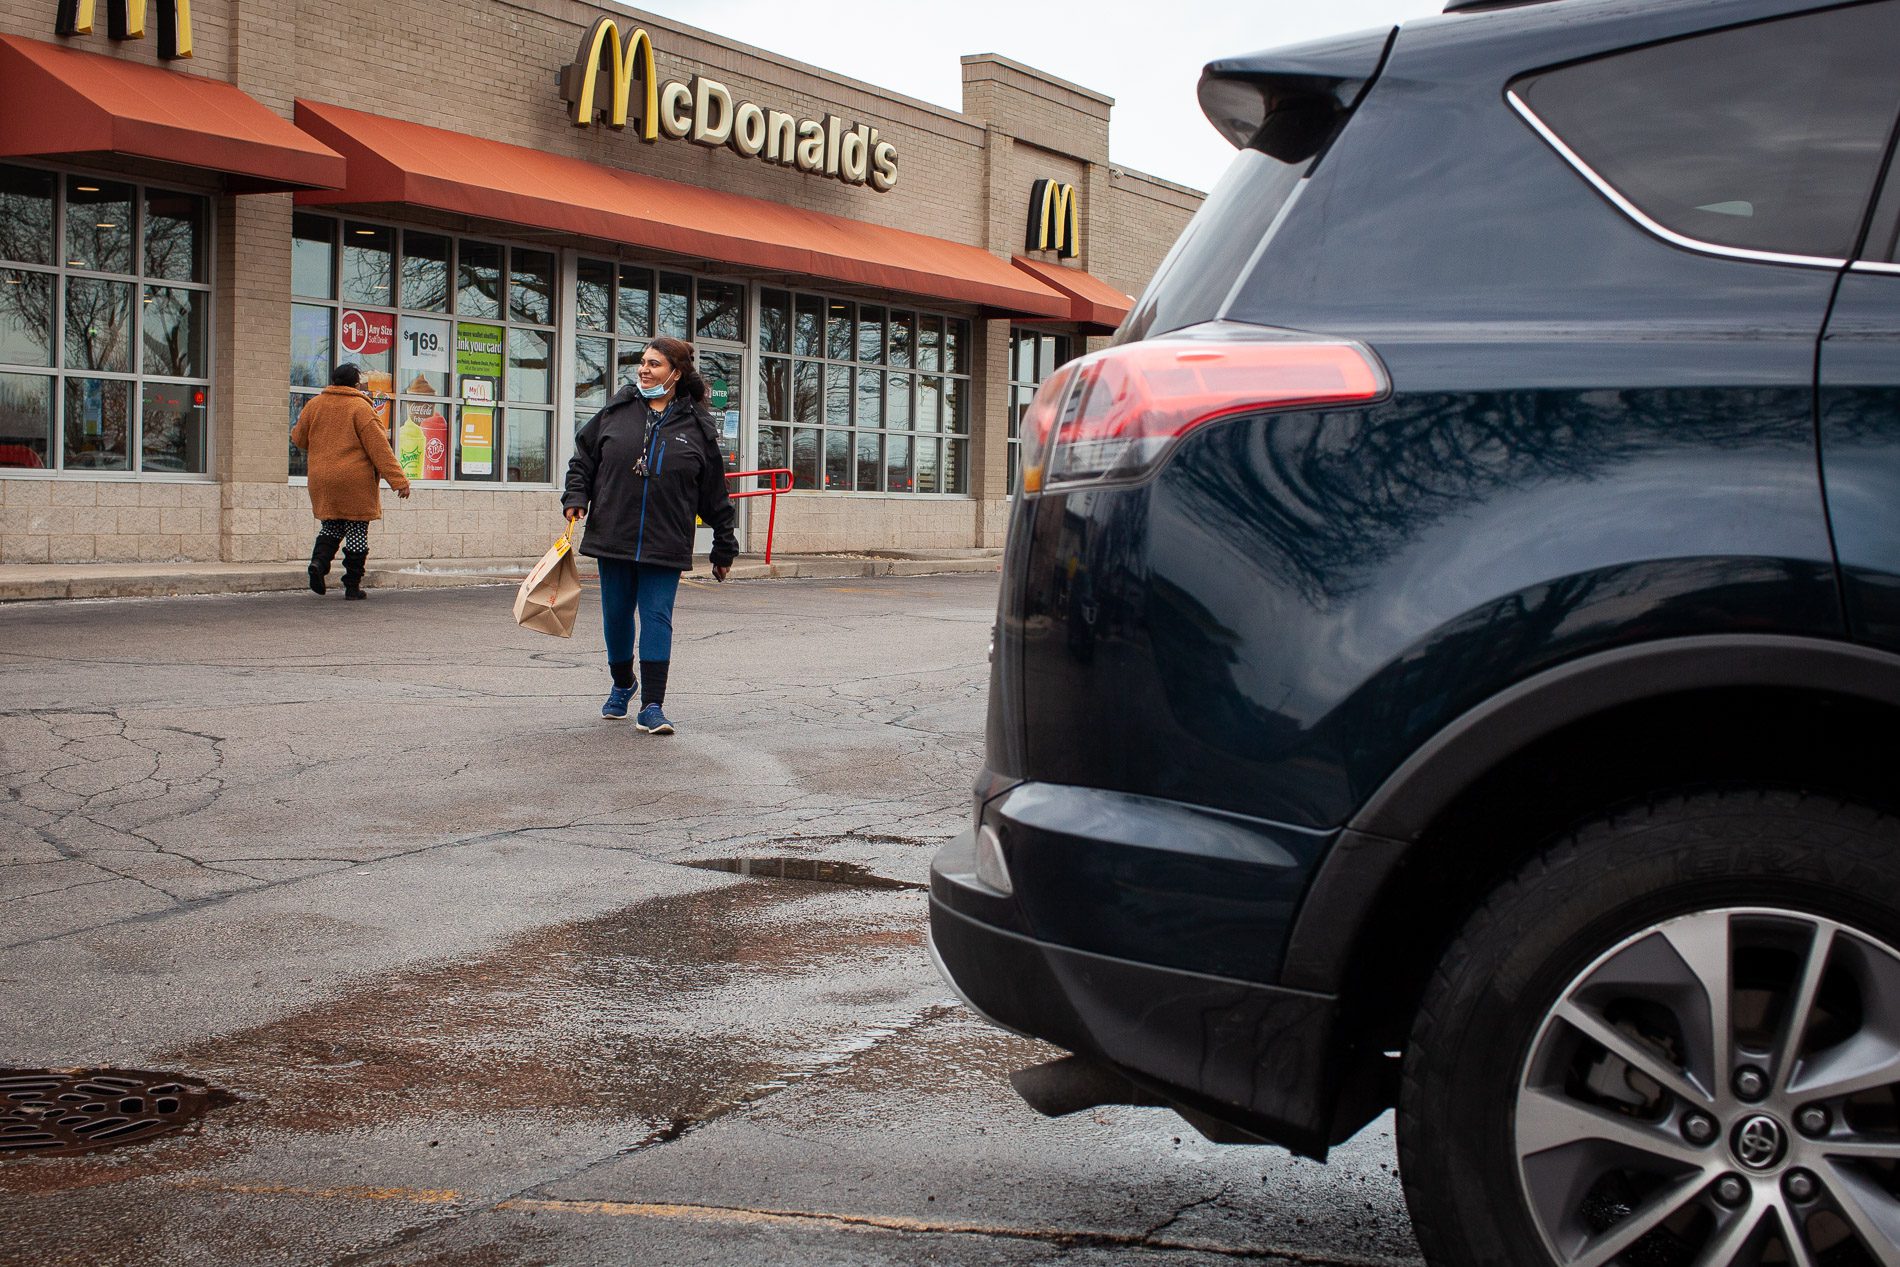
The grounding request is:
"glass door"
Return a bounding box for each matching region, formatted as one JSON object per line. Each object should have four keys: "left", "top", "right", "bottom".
{"left": 694, "top": 338, "right": 748, "bottom": 557}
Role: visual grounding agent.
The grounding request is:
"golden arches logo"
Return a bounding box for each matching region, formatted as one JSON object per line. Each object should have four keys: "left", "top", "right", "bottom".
{"left": 54, "top": 0, "right": 192, "bottom": 60}
{"left": 1028, "top": 179, "right": 1079, "bottom": 258}
{"left": 558, "top": 17, "right": 658, "bottom": 139}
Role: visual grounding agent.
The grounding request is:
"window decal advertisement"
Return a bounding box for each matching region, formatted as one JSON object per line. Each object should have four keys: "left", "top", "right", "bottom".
{"left": 460, "top": 406, "right": 495, "bottom": 476}
{"left": 455, "top": 322, "right": 504, "bottom": 380}
{"left": 400, "top": 316, "right": 450, "bottom": 373}
{"left": 340, "top": 308, "right": 394, "bottom": 358}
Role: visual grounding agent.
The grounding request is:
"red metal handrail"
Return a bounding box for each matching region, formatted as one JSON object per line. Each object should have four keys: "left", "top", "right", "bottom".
{"left": 725, "top": 467, "right": 795, "bottom": 563}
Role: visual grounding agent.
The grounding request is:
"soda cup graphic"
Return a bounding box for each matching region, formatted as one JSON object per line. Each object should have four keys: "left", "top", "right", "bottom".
{"left": 397, "top": 416, "right": 424, "bottom": 479}
{"left": 420, "top": 413, "right": 450, "bottom": 479}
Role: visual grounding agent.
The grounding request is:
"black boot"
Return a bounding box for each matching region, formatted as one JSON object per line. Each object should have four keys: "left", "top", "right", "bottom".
{"left": 342, "top": 549, "right": 369, "bottom": 600}
{"left": 308, "top": 534, "right": 342, "bottom": 595}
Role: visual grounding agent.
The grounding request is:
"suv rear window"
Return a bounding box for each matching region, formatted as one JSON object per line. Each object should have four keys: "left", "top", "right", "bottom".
{"left": 1514, "top": 2, "right": 1900, "bottom": 261}
{"left": 1116, "top": 150, "right": 1306, "bottom": 343}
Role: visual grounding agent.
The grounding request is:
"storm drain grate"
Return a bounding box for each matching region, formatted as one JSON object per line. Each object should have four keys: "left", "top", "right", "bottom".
{"left": 680, "top": 857, "right": 926, "bottom": 891}
{"left": 0, "top": 1068, "right": 233, "bottom": 1158}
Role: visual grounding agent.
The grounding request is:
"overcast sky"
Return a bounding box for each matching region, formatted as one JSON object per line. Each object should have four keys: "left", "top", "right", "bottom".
{"left": 624, "top": 0, "right": 1446, "bottom": 192}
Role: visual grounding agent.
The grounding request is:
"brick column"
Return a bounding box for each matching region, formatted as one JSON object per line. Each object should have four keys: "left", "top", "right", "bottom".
{"left": 217, "top": 0, "right": 305, "bottom": 562}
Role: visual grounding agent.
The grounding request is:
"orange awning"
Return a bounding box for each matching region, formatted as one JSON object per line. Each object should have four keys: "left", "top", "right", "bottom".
{"left": 293, "top": 100, "right": 1070, "bottom": 318}
{"left": 0, "top": 35, "right": 345, "bottom": 193}
{"left": 1012, "top": 256, "right": 1134, "bottom": 333}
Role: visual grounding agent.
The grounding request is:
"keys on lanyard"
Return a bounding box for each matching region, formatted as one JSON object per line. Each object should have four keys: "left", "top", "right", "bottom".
{"left": 631, "top": 404, "right": 663, "bottom": 477}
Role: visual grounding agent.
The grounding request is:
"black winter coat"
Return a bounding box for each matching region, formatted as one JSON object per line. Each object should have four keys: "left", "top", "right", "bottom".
{"left": 563, "top": 388, "right": 739, "bottom": 569}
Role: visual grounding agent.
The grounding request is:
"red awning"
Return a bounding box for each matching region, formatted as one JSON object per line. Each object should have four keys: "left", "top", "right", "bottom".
{"left": 292, "top": 100, "right": 1070, "bottom": 318}
{"left": 0, "top": 35, "right": 345, "bottom": 193}
{"left": 1011, "top": 256, "right": 1134, "bottom": 333}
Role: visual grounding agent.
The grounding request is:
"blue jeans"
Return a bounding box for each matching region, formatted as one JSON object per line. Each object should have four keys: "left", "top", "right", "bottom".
{"left": 597, "top": 558, "right": 681, "bottom": 664}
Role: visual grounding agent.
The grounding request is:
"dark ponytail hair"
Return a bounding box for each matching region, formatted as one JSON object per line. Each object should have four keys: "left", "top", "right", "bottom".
{"left": 646, "top": 336, "right": 707, "bottom": 406}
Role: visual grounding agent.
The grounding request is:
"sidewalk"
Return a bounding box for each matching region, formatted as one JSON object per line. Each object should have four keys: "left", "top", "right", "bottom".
{"left": 0, "top": 549, "right": 1002, "bottom": 602}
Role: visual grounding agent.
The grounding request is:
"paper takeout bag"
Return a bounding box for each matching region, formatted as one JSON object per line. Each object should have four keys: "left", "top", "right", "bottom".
{"left": 514, "top": 522, "right": 582, "bottom": 638}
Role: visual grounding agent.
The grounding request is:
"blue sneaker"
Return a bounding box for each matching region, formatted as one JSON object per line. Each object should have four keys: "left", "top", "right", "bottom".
{"left": 635, "top": 703, "right": 675, "bottom": 735}
{"left": 601, "top": 685, "right": 635, "bottom": 719}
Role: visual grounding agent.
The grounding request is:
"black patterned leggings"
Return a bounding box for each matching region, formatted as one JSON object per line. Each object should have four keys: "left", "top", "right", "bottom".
{"left": 316, "top": 519, "right": 369, "bottom": 552}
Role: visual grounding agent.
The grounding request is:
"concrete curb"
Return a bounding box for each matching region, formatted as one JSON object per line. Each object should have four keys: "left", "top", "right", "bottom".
{"left": 0, "top": 554, "right": 1000, "bottom": 602}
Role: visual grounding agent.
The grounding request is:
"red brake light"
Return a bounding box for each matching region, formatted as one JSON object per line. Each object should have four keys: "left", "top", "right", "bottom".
{"left": 1026, "top": 322, "right": 1385, "bottom": 490}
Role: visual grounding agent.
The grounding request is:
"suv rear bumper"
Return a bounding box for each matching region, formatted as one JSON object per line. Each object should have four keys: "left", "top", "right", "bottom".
{"left": 929, "top": 828, "right": 1357, "bottom": 1159}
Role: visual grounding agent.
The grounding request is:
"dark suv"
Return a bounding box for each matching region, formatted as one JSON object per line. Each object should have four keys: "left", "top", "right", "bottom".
{"left": 929, "top": 2, "right": 1900, "bottom": 1263}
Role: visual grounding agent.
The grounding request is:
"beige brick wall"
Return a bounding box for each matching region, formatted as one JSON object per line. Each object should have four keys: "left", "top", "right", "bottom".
{"left": 0, "top": 0, "right": 1201, "bottom": 567}
{"left": 0, "top": 478, "right": 223, "bottom": 563}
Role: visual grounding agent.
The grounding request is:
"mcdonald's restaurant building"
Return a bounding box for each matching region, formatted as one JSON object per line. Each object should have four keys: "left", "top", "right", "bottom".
{"left": 0, "top": 0, "right": 1203, "bottom": 566}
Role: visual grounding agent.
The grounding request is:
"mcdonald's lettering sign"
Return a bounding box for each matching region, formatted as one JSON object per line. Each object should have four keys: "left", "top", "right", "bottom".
{"left": 558, "top": 17, "right": 898, "bottom": 193}
{"left": 54, "top": 0, "right": 192, "bottom": 60}
{"left": 1027, "top": 179, "right": 1079, "bottom": 258}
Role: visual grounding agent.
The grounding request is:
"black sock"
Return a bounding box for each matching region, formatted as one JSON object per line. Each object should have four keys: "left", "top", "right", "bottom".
{"left": 609, "top": 659, "right": 635, "bottom": 690}
{"left": 639, "top": 659, "right": 669, "bottom": 708}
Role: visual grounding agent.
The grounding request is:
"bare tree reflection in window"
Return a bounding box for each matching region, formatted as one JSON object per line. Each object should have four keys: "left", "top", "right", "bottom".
{"left": 0, "top": 166, "right": 56, "bottom": 266}
{"left": 65, "top": 278, "right": 132, "bottom": 372}
{"left": 0, "top": 270, "right": 54, "bottom": 367}
{"left": 144, "top": 193, "right": 204, "bottom": 284}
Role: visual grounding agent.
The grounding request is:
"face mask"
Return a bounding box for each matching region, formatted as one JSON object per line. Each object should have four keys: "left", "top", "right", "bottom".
{"left": 638, "top": 371, "right": 676, "bottom": 400}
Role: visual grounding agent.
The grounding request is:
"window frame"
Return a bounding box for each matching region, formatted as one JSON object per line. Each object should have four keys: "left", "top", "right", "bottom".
{"left": 1006, "top": 327, "right": 1075, "bottom": 495}
{"left": 289, "top": 213, "right": 560, "bottom": 488}
{"left": 755, "top": 289, "right": 974, "bottom": 497}
{"left": 1508, "top": 5, "right": 1900, "bottom": 270}
{"left": 0, "top": 160, "right": 215, "bottom": 480}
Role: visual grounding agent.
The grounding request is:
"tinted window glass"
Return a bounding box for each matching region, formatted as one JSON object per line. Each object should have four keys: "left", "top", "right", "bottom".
{"left": 1517, "top": 3, "right": 1900, "bottom": 260}
{"left": 1117, "top": 149, "right": 1306, "bottom": 342}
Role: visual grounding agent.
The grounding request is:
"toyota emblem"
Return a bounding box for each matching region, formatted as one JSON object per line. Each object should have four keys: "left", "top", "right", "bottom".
{"left": 1734, "top": 1115, "right": 1787, "bottom": 1171}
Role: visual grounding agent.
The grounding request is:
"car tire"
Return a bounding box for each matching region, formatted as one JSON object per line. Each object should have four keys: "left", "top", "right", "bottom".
{"left": 1397, "top": 788, "right": 1900, "bottom": 1267}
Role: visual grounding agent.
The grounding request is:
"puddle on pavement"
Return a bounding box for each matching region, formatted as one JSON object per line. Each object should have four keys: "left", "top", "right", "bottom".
{"left": 0, "top": 877, "right": 935, "bottom": 1195}
{"left": 0, "top": 1069, "right": 235, "bottom": 1159}
{"left": 677, "top": 857, "right": 926, "bottom": 891}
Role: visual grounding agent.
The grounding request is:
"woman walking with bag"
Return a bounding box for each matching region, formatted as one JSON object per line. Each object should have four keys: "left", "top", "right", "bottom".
{"left": 292, "top": 362, "right": 410, "bottom": 598}
{"left": 563, "top": 336, "right": 738, "bottom": 733}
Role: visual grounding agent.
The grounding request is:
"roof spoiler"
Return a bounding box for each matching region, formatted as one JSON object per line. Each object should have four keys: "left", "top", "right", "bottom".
{"left": 1197, "top": 26, "right": 1397, "bottom": 161}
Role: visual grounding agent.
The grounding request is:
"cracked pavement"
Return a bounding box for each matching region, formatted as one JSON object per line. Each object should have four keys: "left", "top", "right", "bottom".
{"left": 0, "top": 575, "right": 1421, "bottom": 1265}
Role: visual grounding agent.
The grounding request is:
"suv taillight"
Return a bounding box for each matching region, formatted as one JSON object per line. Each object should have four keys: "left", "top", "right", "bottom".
{"left": 1021, "top": 321, "right": 1386, "bottom": 491}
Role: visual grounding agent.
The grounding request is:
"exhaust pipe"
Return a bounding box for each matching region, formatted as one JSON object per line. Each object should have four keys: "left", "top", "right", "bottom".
{"left": 1008, "top": 1055, "right": 1161, "bottom": 1117}
{"left": 1009, "top": 1054, "right": 1274, "bottom": 1146}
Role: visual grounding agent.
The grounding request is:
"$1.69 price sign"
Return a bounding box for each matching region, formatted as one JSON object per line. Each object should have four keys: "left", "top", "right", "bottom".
{"left": 400, "top": 316, "right": 452, "bottom": 373}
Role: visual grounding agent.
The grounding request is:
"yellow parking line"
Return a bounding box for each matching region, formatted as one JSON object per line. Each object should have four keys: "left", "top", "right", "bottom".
{"left": 172, "top": 1179, "right": 462, "bottom": 1204}
{"left": 499, "top": 1197, "right": 1032, "bottom": 1237}
{"left": 165, "top": 1182, "right": 1405, "bottom": 1265}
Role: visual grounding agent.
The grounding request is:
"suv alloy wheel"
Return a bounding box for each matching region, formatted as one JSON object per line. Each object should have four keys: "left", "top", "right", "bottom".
{"left": 1400, "top": 790, "right": 1900, "bottom": 1266}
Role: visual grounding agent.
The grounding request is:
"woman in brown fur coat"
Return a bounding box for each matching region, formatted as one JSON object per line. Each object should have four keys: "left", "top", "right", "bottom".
{"left": 291, "top": 363, "right": 410, "bottom": 599}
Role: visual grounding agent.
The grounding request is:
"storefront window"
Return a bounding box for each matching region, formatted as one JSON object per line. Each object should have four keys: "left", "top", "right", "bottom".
{"left": 0, "top": 373, "right": 54, "bottom": 469}
{"left": 142, "top": 287, "right": 205, "bottom": 379}
{"left": 292, "top": 214, "right": 336, "bottom": 301}
{"left": 290, "top": 218, "right": 559, "bottom": 486}
{"left": 657, "top": 273, "right": 691, "bottom": 339}
{"left": 342, "top": 222, "right": 394, "bottom": 305}
{"left": 1007, "top": 328, "right": 1075, "bottom": 493}
{"left": 571, "top": 262, "right": 749, "bottom": 449}
{"left": 457, "top": 241, "right": 502, "bottom": 320}
{"left": 510, "top": 250, "right": 554, "bottom": 325}
{"left": 696, "top": 279, "right": 743, "bottom": 342}
{"left": 577, "top": 259, "right": 614, "bottom": 333}
{"left": 145, "top": 192, "right": 204, "bottom": 284}
{"left": 0, "top": 164, "right": 211, "bottom": 475}
{"left": 400, "top": 232, "right": 450, "bottom": 312}
{"left": 64, "top": 376, "right": 131, "bottom": 470}
{"left": 758, "top": 289, "right": 972, "bottom": 495}
{"left": 66, "top": 179, "right": 134, "bottom": 274}
{"left": 0, "top": 270, "right": 54, "bottom": 366}
{"left": 0, "top": 167, "right": 55, "bottom": 266}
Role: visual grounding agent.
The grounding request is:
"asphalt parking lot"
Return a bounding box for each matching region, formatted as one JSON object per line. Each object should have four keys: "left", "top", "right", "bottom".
{"left": 0, "top": 574, "right": 1421, "bottom": 1265}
